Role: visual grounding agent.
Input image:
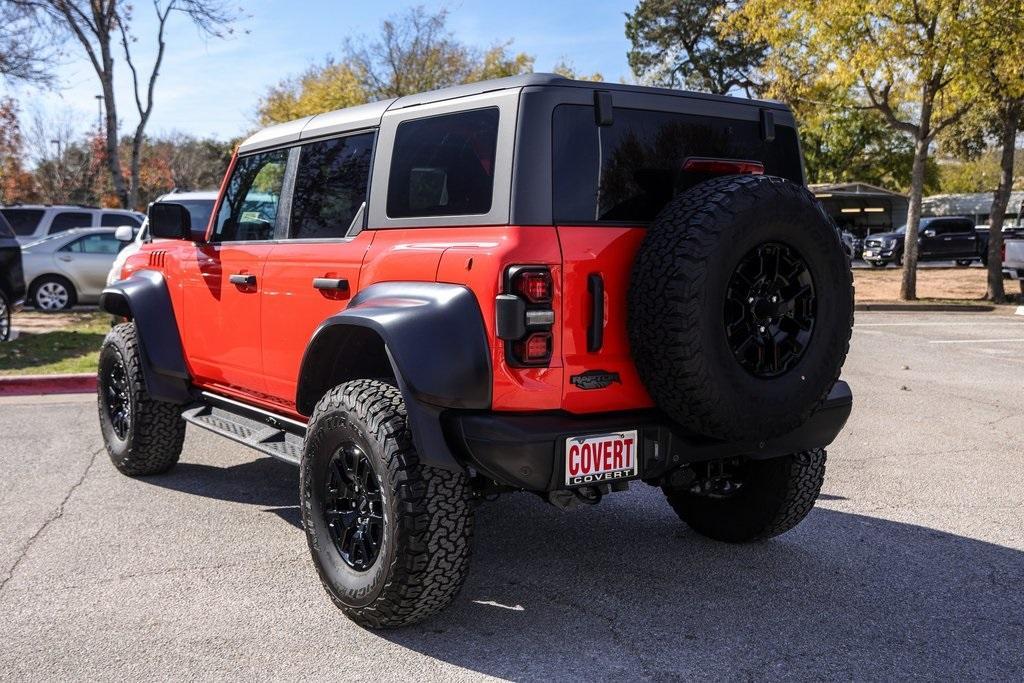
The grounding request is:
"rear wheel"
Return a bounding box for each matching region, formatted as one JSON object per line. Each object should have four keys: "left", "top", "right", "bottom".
{"left": 0, "top": 291, "right": 10, "bottom": 341}
{"left": 664, "top": 449, "right": 827, "bottom": 542}
{"left": 97, "top": 323, "right": 186, "bottom": 475}
{"left": 31, "top": 275, "right": 76, "bottom": 311}
{"left": 301, "top": 379, "right": 474, "bottom": 628}
{"left": 955, "top": 259, "right": 973, "bottom": 267}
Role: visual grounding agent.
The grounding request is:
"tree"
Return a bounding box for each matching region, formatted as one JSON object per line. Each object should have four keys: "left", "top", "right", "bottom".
{"left": 0, "top": 99, "right": 37, "bottom": 203}
{"left": 969, "top": 0, "right": 1024, "bottom": 303}
{"left": 625, "top": 0, "right": 765, "bottom": 95}
{"left": 345, "top": 6, "right": 533, "bottom": 99}
{"left": 552, "top": 59, "right": 604, "bottom": 82}
{"left": 800, "top": 106, "right": 940, "bottom": 191}
{"left": 257, "top": 6, "right": 535, "bottom": 125}
{"left": 34, "top": 1, "right": 237, "bottom": 209}
{"left": 736, "top": 1, "right": 980, "bottom": 300}
{"left": 0, "top": 1, "right": 56, "bottom": 85}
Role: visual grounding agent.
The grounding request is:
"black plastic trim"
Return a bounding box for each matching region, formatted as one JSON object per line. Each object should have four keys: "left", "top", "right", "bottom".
{"left": 450, "top": 380, "right": 853, "bottom": 492}
{"left": 587, "top": 273, "right": 604, "bottom": 352}
{"left": 98, "top": 270, "right": 191, "bottom": 404}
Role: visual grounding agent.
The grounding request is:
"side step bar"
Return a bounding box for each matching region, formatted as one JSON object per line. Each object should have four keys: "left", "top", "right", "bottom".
{"left": 181, "top": 392, "right": 306, "bottom": 467}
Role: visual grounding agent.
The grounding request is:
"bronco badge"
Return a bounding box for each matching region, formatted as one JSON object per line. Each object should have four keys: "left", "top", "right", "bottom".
{"left": 570, "top": 370, "right": 622, "bottom": 390}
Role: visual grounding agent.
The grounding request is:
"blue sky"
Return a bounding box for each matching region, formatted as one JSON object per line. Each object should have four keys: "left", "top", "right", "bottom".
{"left": 10, "top": 0, "right": 638, "bottom": 141}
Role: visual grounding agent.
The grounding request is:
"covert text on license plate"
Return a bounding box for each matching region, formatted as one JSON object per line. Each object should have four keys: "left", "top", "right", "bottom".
{"left": 564, "top": 430, "right": 639, "bottom": 487}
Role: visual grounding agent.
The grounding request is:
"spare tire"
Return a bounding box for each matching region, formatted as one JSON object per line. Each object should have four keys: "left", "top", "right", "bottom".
{"left": 628, "top": 174, "right": 853, "bottom": 441}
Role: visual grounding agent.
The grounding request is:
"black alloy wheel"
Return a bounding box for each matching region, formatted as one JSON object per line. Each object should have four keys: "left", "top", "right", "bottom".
{"left": 724, "top": 242, "right": 816, "bottom": 378}
{"left": 102, "top": 350, "right": 132, "bottom": 440}
{"left": 0, "top": 293, "right": 10, "bottom": 342}
{"left": 324, "top": 444, "right": 385, "bottom": 572}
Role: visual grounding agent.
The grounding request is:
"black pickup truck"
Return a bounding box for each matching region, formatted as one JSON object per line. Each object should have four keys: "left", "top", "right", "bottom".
{"left": 0, "top": 211, "right": 27, "bottom": 341}
{"left": 862, "top": 216, "right": 982, "bottom": 267}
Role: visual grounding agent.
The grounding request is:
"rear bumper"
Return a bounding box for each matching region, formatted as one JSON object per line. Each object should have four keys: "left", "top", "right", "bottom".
{"left": 1003, "top": 266, "right": 1024, "bottom": 280}
{"left": 448, "top": 380, "right": 853, "bottom": 492}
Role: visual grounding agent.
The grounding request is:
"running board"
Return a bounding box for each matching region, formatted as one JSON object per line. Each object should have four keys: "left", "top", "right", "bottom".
{"left": 181, "top": 392, "right": 306, "bottom": 467}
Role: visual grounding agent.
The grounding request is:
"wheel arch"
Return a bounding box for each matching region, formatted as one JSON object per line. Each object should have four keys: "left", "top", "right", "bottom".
{"left": 295, "top": 281, "right": 493, "bottom": 472}
{"left": 98, "top": 270, "right": 191, "bottom": 403}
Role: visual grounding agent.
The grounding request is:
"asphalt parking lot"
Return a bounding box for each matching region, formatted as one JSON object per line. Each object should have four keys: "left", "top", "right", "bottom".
{"left": 1, "top": 309, "right": 1022, "bottom": 681}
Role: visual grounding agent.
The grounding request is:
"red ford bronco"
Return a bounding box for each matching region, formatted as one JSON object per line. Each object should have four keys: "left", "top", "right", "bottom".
{"left": 97, "top": 74, "right": 853, "bottom": 628}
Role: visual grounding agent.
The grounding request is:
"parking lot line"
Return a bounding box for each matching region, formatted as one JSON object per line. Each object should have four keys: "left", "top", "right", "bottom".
{"left": 857, "top": 321, "right": 1024, "bottom": 327}
{"left": 928, "top": 338, "right": 1024, "bottom": 344}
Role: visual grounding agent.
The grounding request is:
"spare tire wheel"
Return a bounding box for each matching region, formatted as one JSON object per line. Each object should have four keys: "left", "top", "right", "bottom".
{"left": 628, "top": 174, "right": 853, "bottom": 441}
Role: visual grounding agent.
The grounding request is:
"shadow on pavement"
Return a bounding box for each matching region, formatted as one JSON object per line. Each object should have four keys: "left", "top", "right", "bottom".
{"left": 143, "top": 454, "right": 1023, "bottom": 679}
{"left": 143, "top": 458, "right": 302, "bottom": 529}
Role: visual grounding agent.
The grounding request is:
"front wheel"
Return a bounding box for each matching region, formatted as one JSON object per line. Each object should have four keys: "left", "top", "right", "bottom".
{"left": 663, "top": 449, "right": 827, "bottom": 542}
{"left": 301, "top": 379, "right": 474, "bottom": 629}
{"left": 97, "top": 323, "right": 186, "bottom": 475}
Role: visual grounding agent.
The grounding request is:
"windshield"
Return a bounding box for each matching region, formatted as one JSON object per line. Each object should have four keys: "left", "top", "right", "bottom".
{"left": 174, "top": 199, "right": 216, "bottom": 234}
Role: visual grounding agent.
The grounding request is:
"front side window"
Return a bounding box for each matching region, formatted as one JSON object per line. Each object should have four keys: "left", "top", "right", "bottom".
{"left": 290, "top": 132, "right": 374, "bottom": 239}
{"left": 213, "top": 149, "right": 289, "bottom": 242}
{"left": 62, "top": 233, "right": 122, "bottom": 254}
{"left": 49, "top": 212, "right": 92, "bottom": 234}
{"left": 387, "top": 108, "right": 499, "bottom": 218}
{"left": 1, "top": 209, "right": 44, "bottom": 236}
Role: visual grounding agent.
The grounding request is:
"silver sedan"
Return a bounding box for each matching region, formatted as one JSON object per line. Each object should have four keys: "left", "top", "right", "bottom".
{"left": 21, "top": 228, "right": 133, "bottom": 311}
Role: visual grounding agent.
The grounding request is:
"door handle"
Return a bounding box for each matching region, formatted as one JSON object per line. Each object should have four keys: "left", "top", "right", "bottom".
{"left": 312, "top": 277, "right": 350, "bottom": 294}
{"left": 943, "top": 237, "right": 952, "bottom": 241}
{"left": 57, "top": 255, "right": 72, "bottom": 262}
{"left": 229, "top": 273, "right": 256, "bottom": 287}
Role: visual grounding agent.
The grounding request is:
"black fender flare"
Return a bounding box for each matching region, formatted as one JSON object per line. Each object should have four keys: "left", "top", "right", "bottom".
{"left": 296, "top": 282, "right": 492, "bottom": 472}
{"left": 98, "top": 270, "right": 191, "bottom": 404}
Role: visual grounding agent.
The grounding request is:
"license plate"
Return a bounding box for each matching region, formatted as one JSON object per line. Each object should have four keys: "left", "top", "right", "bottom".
{"left": 864, "top": 250, "right": 878, "bottom": 257}
{"left": 564, "top": 430, "right": 639, "bottom": 487}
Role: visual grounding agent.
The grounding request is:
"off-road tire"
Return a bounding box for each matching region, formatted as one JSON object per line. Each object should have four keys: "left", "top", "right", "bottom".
{"left": 301, "top": 379, "right": 474, "bottom": 629}
{"left": 0, "top": 290, "right": 10, "bottom": 342}
{"left": 665, "top": 449, "right": 827, "bottom": 542}
{"left": 629, "top": 175, "right": 853, "bottom": 441}
{"left": 97, "top": 322, "right": 186, "bottom": 475}
{"left": 31, "top": 275, "right": 77, "bottom": 312}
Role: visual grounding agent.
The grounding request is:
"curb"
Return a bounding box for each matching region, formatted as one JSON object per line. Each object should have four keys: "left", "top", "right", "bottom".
{"left": 0, "top": 374, "right": 96, "bottom": 396}
{"left": 855, "top": 303, "right": 996, "bottom": 312}
{"left": 1017, "top": 306, "right": 1024, "bottom": 316}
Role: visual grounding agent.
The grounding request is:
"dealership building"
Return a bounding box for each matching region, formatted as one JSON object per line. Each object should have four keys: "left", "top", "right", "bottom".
{"left": 809, "top": 182, "right": 909, "bottom": 240}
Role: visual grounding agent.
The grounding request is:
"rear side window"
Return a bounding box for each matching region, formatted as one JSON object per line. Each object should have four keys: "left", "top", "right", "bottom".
{"left": 290, "top": 132, "right": 374, "bottom": 239}
{"left": 552, "top": 105, "right": 803, "bottom": 224}
{"left": 49, "top": 212, "right": 93, "bottom": 234}
{"left": 213, "top": 149, "right": 289, "bottom": 242}
{"left": 387, "top": 108, "right": 499, "bottom": 218}
{"left": 62, "top": 233, "right": 122, "bottom": 254}
{"left": 2, "top": 208, "right": 45, "bottom": 236}
{"left": 0, "top": 213, "right": 12, "bottom": 238}
{"left": 100, "top": 213, "right": 141, "bottom": 227}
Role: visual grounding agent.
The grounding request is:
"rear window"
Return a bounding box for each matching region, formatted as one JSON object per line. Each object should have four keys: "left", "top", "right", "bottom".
{"left": 552, "top": 105, "right": 803, "bottom": 224}
{"left": 49, "top": 212, "right": 92, "bottom": 234}
{"left": 387, "top": 108, "right": 499, "bottom": 218}
{"left": 1, "top": 208, "right": 45, "bottom": 236}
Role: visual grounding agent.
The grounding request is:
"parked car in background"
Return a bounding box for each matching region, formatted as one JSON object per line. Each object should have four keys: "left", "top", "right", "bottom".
{"left": 863, "top": 216, "right": 983, "bottom": 267}
{"left": 1003, "top": 238, "right": 1024, "bottom": 294}
{"left": 840, "top": 230, "right": 863, "bottom": 261}
{"left": 0, "top": 205, "right": 144, "bottom": 245}
{"left": 0, "top": 212, "right": 26, "bottom": 341}
{"left": 106, "top": 190, "right": 218, "bottom": 286}
{"left": 22, "top": 228, "right": 132, "bottom": 311}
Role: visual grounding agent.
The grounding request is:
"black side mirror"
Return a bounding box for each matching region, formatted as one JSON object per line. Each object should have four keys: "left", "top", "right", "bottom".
{"left": 149, "top": 202, "right": 194, "bottom": 240}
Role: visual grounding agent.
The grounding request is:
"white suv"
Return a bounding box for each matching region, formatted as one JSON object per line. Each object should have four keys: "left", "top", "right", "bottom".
{"left": 1, "top": 205, "right": 145, "bottom": 245}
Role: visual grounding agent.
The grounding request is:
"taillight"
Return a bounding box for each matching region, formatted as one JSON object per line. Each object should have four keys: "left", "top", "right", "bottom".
{"left": 513, "top": 269, "right": 552, "bottom": 303}
{"left": 1001, "top": 242, "right": 1006, "bottom": 262}
{"left": 496, "top": 266, "right": 555, "bottom": 367}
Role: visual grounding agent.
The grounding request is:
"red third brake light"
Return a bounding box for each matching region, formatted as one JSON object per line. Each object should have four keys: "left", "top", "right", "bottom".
{"left": 682, "top": 157, "right": 765, "bottom": 175}
{"left": 513, "top": 269, "right": 553, "bottom": 304}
